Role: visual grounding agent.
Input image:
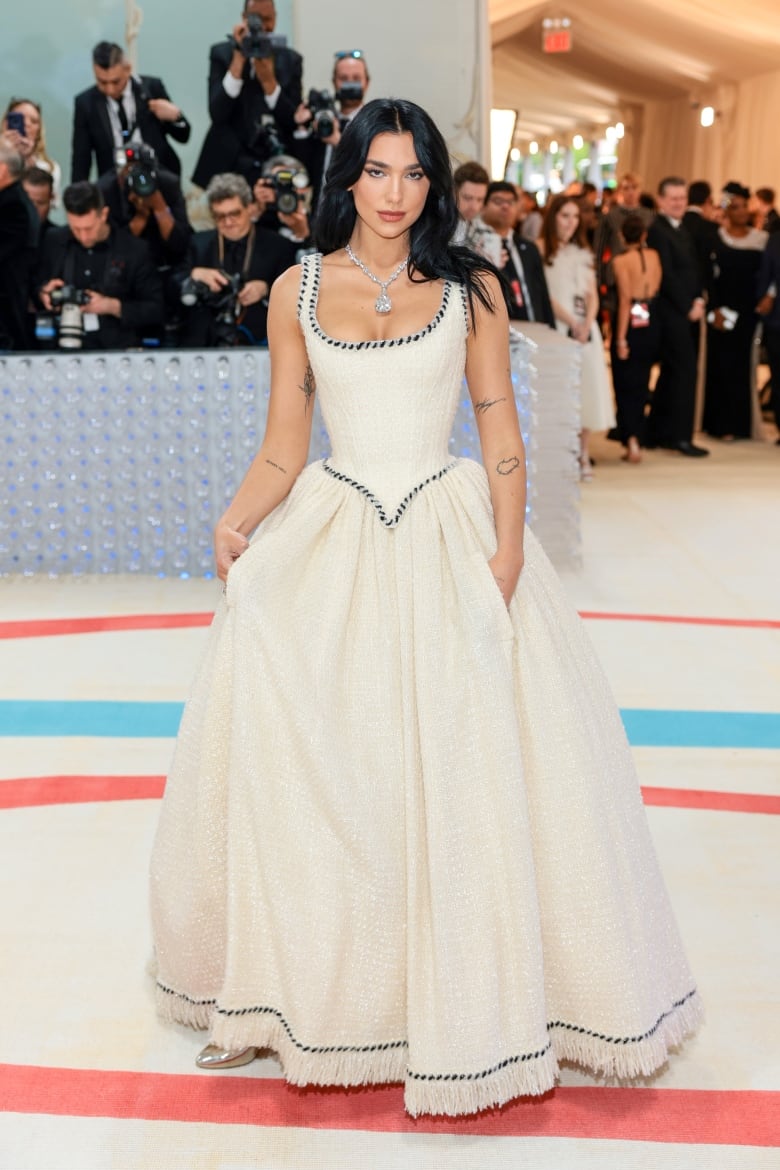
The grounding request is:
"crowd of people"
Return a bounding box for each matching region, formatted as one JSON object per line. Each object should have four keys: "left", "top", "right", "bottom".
{"left": 0, "top": 0, "right": 370, "bottom": 352}
{"left": 453, "top": 164, "right": 780, "bottom": 466}
{"left": 0, "top": 1, "right": 778, "bottom": 457}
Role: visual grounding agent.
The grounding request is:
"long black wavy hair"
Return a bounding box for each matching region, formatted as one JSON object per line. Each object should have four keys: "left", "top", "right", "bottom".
{"left": 312, "top": 98, "right": 497, "bottom": 315}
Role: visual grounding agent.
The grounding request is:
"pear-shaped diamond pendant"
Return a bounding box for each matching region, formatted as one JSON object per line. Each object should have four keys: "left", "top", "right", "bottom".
{"left": 375, "top": 292, "right": 392, "bottom": 314}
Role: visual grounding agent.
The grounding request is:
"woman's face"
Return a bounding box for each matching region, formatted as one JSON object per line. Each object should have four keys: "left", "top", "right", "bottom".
{"left": 725, "top": 195, "right": 750, "bottom": 229}
{"left": 349, "top": 131, "right": 431, "bottom": 242}
{"left": 555, "top": 201, "right": 580, "bottom": 243}
{"left": 10, "top": 101, "right": 41, "bottom": 151}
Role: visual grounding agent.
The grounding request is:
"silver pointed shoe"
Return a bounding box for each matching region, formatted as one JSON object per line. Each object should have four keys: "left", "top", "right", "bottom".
{"left": 196, "top": 1044, "right": 258, "bottom": 1070}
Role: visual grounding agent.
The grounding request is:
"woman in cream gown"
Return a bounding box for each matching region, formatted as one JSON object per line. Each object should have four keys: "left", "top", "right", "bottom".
{"left": 150, "top": 100, "right": 702, "bottom": 1119}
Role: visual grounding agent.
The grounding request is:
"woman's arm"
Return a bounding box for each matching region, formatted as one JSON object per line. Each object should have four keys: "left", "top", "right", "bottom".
{"left": 214, "top": 265, "right": 315, "bottom": 581}
{"left": 465, "top": 274, "right": 526, "bottom": 605}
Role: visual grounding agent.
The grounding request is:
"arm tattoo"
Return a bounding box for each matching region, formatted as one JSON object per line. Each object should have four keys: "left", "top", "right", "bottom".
{"left": 265, "top": 459, "right": 287, "bottom": 474}
{"left": 474, "top": 397, "right": 507, "bottom": 416}
{"left": 497, "top": 456, "right": 521, "bottom": 476}
{"left": 300, "top": 362, "right": 316, "bottom": 413}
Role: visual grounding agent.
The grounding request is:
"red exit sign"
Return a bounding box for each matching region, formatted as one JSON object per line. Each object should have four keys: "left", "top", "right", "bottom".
{"left": 543, "top": 28, "right": 572, "bottom": 52}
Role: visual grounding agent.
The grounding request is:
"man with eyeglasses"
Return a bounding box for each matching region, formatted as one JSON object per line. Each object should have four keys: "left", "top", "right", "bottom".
{"left": 476, "top": 181, "right": 555, "bottom": 327}
{"left": 180, "top": 172, "right": 296, "bottom": 346}
{"left": 293, "top": 50, "right": 370, "bottom": 202}
{"left": 192, "top": 0, "right": 304, "bottom": 191}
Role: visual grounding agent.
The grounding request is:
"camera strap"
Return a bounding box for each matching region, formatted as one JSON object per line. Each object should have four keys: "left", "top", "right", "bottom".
{"left": 217, "top": 224, "right": 256, "bottom": 321}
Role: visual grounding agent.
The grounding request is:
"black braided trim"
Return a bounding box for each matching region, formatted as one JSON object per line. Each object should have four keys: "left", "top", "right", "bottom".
{"left": 158, "top": 980, "right": 698, "bottom": 1084}
{"left": 308, "top": 252, "right": 452, "bottom": 349}
{"left": 322, "top": 460, "right": 457, "bottom": 527}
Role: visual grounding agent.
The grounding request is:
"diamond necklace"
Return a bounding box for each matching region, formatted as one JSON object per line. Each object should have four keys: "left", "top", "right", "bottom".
{"left": 345, "top": 243, "right": 409, "bottom": 314}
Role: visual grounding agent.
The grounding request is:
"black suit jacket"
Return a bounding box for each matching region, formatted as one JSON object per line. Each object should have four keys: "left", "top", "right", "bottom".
{"left": 0, "top": 180, "right": 40, "bottom": 349}
{"left": 36, "top": 225, "right": 164, "bottom": 349}
{"left": 647, "top": 215, "right": 702, "bottom": 318}
{"left": 682, "top": 209, "right": 720, "bottom": 289}
{"left": 757, "top": 232, "right": 780, "bottom": 330}
{"left": 191, "top": 40, "right": 303, "bottom": 189}
{"left": 502, "top": 234, "right": 555, "bottom": 328}
{"left": 181, "top": 226, "right": 296, "bottom": 344}
{"left": 71, "top": 75, "right": 191, "bottom": 182}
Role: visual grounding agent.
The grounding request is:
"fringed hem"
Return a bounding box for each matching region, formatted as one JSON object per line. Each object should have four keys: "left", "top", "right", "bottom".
{"left": 154, "top": 980, "right": 704, "bottom": 1117}
{"left": 404, "top": 1044, "right": 559, "bottom": 1118}
{"left": 552, "top": 990, "right": 705, "bottom": 1080}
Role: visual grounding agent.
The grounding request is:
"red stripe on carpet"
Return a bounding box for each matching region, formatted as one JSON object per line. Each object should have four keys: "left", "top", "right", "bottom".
{"left": 0, "top": 613, "right": 214, "bottom": 639}
{"left": 579, "top": 611, "right": 780, "bottom": 630}
{"left": 641, "top": 787, "right": 780, "bottom": 815}
{"left": 2, "top": 611, "right": 778, "bottom": 640}
{"left": 3, "top": 777, "right": 778, "bottom": 814}
{"left": 0, "top": 1066, "right": 776, "bottom": 1145}
{"left": 0, "top": 775, "right": 166, "bottom": 809}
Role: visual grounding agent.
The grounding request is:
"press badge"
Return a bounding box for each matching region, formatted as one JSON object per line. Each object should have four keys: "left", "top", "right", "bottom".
{"left": 82, "top": 313, "right": 100, "bottom": 332}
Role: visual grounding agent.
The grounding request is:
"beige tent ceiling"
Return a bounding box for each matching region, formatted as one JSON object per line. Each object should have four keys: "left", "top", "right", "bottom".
{"left": 490, "top": 0, "right": 780, "bottom": 145}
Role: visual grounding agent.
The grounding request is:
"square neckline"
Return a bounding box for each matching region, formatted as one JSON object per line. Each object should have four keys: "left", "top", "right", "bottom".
{"left": 306, "top": 252, "right": 452, "bottom": 349}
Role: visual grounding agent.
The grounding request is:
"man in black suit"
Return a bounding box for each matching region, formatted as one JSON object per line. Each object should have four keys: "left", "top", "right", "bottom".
{"left": 753, "top": 187, "right": 780, "bottom": 235}
{"left": 646, "top": 176, "right": 709, "bottom": 456}
{"left": 37, "top": 180, "right": 163, "bottom": 350}
{"left": 180, "top": 172, "right": 296, "bottom": 346}
{"left": 682, "top": 181, "right": 720, "bottom": 286}
{"left": 0, "top": 138, "right": 39, "bottom": 350}
{"left": 22, "top": 166, "right": 56, "bottom": 240}
{"left": 293, "top": 49, "right": 370, "bottom": 204}
{"left": 476, "top": 182, "right": 555, "bottom": 327}
{"left": 71, "top": 42, "right": 191, "bottom": 182}
{"left": 192, "top": 0, "right": 303, "bottom": 191}
{"left": 99, "top": 147, "right": 192, "bottom": 342}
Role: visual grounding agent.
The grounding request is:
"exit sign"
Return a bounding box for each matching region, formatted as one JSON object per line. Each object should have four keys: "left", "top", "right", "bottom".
{"left": 543, "top": 28, "right": 572, "bottom": 52}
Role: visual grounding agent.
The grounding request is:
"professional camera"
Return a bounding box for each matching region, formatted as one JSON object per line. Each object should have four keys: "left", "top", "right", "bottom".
{"left": 115, "top": 144, "right": 159, "bottom": 198}
{"left": 266, "top": 167, "right": 308, "bottom": 214}
{"left": 335, "top": 82, "right": 364, "bottom": 106}
{"left": 237, "top": 16, "right": 287, "bottom": 60}
{"left": 49, "top": 285, "right": 91, "bottom": 350}
{"left": 252, "top": 115, "right": 284, "bottom": 160}
{"left": 180, "top": 272, "right": 245, "bottom": 345}
{"left": 307, "top": 89, "right": 338, "bottom": 140}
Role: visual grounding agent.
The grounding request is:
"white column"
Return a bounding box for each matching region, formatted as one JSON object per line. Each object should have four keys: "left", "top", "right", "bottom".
{"left": 292, "top": 0, "right": 491, "bottom": 164}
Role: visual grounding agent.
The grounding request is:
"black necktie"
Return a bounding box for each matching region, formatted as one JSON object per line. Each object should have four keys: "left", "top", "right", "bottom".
{"left": 117, "top": 99, "right": 129, "bottom": 140}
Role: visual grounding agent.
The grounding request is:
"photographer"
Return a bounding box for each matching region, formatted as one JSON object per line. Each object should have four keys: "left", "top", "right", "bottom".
{"left": 0, "top": 137, "right": 39, "bottom": 351}
{"left": 180, "top": 172, "right": 295, "bottom": 347}
{"left": 292, "top": 50, "right": 369, "bottom": 201}
{"left": 22, "top": 166, "right": 56, "bottom": 239}
{"left": 98, "top": 144, "right": 192, "bottom": 341}
{"left": 36, "top": 180, "right": 163, "bottom": 351}
{"left": 72, "top": 42, "right": 191, "bottom": 182}
{"left": 192, "top": 0, "right": 303, "bottom": 190}
{"left": 252, "top": 154, "right": 313, "bottom": 256}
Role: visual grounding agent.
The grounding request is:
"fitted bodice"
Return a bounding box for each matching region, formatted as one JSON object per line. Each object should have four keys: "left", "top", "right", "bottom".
{"left": 298, "top": 252, "right": 468, "bottom": 513}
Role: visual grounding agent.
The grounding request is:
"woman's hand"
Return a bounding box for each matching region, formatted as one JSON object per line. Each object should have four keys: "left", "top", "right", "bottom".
{"left": 488, "top": 549, "right": 524, "bottom": 608}
{"left": 215, "top": 522, "right": 249, "bottom": 583}
{"left": 615, "top": 338, "right": 629, "bottom": 360}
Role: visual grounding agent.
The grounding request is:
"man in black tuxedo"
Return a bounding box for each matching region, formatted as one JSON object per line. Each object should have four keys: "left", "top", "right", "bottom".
{"left": 71, "top": 42, "right": 191, "bottom": 182}
{"left": 682, "top": 181, "right": 720, "bottom": 286}
{"left": 0, "top": 138, "right": 39, "bottom": 350}
{"left": 646, "top": 176, "right": 709, "bottom": 456}
{"left": 37, "top": 181, "right": 163, "bottom": 350}
{"left": 192, "top": 0, "right": 303, "bottom": 191}
{"left": 180, "top": 172, "right": 296, "bottom": 346}
{"left": 476, "top": 182, "right": 555, "bottom": 328}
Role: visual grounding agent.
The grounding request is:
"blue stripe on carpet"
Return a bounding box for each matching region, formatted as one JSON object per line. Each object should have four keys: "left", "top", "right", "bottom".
{"left": 0, "top": 702, "right": 779, "bottom": 748}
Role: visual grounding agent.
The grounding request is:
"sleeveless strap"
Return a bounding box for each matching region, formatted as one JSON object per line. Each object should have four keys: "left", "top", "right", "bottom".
{"left": 296, "top": 252, "right": 321, "bottom": 323}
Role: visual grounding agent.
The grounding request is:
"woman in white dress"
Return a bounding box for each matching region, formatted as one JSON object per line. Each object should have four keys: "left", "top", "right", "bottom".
{"left": 538, "top": 194, "right": 616, "bottom": 478}
{"left": 150, "top": 99, "right": 701, "bottom": 1119}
